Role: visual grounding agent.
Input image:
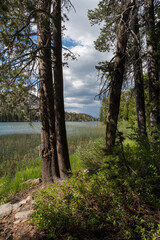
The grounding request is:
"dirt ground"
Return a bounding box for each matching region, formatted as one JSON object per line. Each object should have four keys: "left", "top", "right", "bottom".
{"left": 0, "top": 181, "right": 47, "bottom": 240}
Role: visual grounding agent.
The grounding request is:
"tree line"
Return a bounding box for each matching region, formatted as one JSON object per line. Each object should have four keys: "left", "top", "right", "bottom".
{"left": 89, "top": 0, "right": 160, "bottom": 149}
{"left": 0, "top": 0, "right": 159, "bottom": 184}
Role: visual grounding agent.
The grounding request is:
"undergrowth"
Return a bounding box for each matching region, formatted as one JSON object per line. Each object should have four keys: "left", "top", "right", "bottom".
{"left": 31, "top": 133, "right": 160, "bottom": 240}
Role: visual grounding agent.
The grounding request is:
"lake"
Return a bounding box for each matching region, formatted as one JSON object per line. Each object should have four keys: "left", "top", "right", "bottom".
{"left": 0, "top": 121, "right": 99, "bottom": 136}
{"left": 0, "top": 121, "right": 103, "bottom": 177}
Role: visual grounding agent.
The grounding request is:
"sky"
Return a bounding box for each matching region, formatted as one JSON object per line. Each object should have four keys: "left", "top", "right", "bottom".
{"left": 62, "top": 0, "right": 111, "bottom": 118}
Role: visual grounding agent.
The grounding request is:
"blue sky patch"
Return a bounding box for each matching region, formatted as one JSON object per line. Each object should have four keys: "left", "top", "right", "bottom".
{"left": 62, "top": 38, "right": 81, "bottom": 49}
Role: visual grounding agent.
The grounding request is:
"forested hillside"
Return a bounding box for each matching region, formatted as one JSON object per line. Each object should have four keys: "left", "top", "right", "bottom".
{"left": 0, "top": 95, "right": 97, "bottom": 122}
{"left": 65, "top": 112, "right": 98, "bottom": 122}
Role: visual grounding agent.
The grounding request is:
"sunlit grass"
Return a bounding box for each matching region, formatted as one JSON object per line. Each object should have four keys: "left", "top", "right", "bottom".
{"left": 0, "top": 166, "right": 42, "bottom": 205}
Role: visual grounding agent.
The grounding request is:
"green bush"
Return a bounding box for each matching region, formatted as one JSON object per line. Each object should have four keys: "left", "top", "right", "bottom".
{"left": 31, "top": 134, "right": 160, "bottom": 240}
{"left": 76, "top": 137, "right": 106, "bottom": 169}
{"left": 31, "top": 168, "right": 160, "bottom": 239}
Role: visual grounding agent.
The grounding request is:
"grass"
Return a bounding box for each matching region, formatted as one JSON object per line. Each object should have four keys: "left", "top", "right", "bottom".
{"left": 0, "top": 121, "right": 132, "bottom": 204}
{"left": 0, "top": 123, "right": 105, "bottom": 203}
{"left": 0, "top": 134, "right": 41, "bottom": 177}
{"left": 67, "top": 124, "right": 105, "bottom": 154}
{"left": 0, "top": 124, "right": 105, "bottom": 176}
{"left": 0, "top": 166, "right": 42, "bottom": 204}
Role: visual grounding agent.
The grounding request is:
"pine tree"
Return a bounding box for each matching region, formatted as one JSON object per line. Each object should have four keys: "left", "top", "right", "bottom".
{"left": 144, "top": 0, "right": 160, "bottom": 136}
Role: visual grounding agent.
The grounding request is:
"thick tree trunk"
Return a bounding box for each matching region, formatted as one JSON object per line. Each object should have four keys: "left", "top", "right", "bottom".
{"left": 144, "top": 0, "right": 159, "bottom": 132}
{"left": 52, "top": 0, "right": 71, "bottom": 179}
{"left": 37, "top": 0, "right": 59, "bottom": 183}
{"left": 106, "top": 0, "right": 133, "bottom": 151}
{"left": 132, "top": 4, "right": 147, "bottom": 137}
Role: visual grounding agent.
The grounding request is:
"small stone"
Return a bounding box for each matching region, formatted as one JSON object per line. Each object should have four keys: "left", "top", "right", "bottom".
{"left": 14, "top": 220, "right": 21, "bottom": 225}
{"left": 19, "top": 199, "right": 27, "bottom": 206}
{"left": 31, "top": 199, "right": 35, "bottom": 206}
{"left": 31, "top": 178, "right": 42, "bottom": 184}
{"left": 12, "top": 203, "right": 21, "bottom": 211}
{"left": 24, "top": 178, "right": 42, "bottom": 185}
{"left": 0, "top": 203, "right": 12, "bottom": 218}
{"left": 26, "top": 195, "right": 32, "bottom": 202}
{"left": 14, "top": 210, "right": 33, "bottom": 220}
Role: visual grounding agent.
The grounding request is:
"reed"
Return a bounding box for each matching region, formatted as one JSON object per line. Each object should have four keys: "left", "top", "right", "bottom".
{"left": 0, "top": 134, "right": 41, "bottom": 177}
{"left": 0, "top": 124, "right": 105, "bottom": 177}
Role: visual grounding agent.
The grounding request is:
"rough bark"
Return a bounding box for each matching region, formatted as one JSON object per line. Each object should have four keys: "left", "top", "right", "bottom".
{"left": 132, "top": 3, "right": 147, "bottom": 137}
{"left": 37, "top": 0, "right": 60, "bottom": 184}
{"left": 52, "top": 0, "right": 71, "bottom": 179}
{"left": 106, "top": 0, "right": 134, "bottom": 151}
{"left": 144, "top": 0, "right": 159, "bottom": 131}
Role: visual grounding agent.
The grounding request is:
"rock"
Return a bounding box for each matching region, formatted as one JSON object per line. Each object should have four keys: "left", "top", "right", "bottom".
{"left": 31, "top": 200, "right": 35, "bottom": 207}
{"left": 19, "top": 199, "right": 27, "bottom": 206}
{"left": 24, "top": 178, "right": 42, "bottom": 185}
{"left": 14, "top": 210, "right": 33, "bottom": 220}
{"left": 0, "top": 203, "right": 12, "bottom": 218}
{"left": 12, "top": 203, "right": 21, "bottom": 211}
{"left": 26, "top": 195, "right": 32, "bottom": 202}
{"left": 84, "top": 168, "right": 95, "bottom": 173}
{"left": 14, "top": 220, "right": 21, "bottom": 225}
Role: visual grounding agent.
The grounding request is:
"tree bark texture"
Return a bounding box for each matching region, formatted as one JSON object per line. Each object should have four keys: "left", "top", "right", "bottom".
{"left": 37, "top": 0, "right": 60, "bottom": 183}
{"left": 52, "top": 0, "right": 71, "bottom": 179}
{"left": 132, "top": 3, "right": 147, "bottom": 137}
{"left": 106, "top": 0, "right": 134, "bottom": 151}
{"left": 144, "top": 0, "right": 159, "bottom": 130}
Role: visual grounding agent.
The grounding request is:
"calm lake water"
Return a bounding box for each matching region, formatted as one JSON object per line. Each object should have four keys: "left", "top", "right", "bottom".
{"left": 0, "top": 121, "right": 99, "bottom": 136}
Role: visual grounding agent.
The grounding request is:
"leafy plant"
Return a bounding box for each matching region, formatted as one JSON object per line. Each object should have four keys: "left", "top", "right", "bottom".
{"left": 31, "top": 134, "right": 160, "bottom": 239}
{"left": 76, "top": 137, "right": 106, "bottom": 169}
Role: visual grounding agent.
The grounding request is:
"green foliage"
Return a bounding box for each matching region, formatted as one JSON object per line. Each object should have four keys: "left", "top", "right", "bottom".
{"left": 99, "top": 89, "right": 137, "bottom": 125}
{"left": 99, "top": 96, "right": 108, "bottom": 123}
{"left": 88, "top": 0, "right": 120, "bottom": 53}
{"left": 69, "top": 154, "right": 85, "bottom": 171}
{"left": 67, "top": 124, "right": 105, "bottom": 155}
{"left": 76, "top": 137, "right": 106, "bottom": 169}
{"left": 0, "top": 91, "right": 40, "bottom": 122}
{"left": 65, "top": 112, "right": 98, "bottom": 122}
{"left": 31, "top": 131, "right": 160, "bottom": 239}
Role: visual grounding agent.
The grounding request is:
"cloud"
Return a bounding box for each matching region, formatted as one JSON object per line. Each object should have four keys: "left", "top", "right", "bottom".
{"left": 62, "top": 1, "right": 112, "bottom": 118}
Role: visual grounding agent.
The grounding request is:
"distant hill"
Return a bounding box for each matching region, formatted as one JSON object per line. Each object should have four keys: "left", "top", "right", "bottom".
{"left": 65, "top": 112, "right": 98, "bottom": 122}
{"left": 0, "top": 92, "right": 98, "bottom": 122}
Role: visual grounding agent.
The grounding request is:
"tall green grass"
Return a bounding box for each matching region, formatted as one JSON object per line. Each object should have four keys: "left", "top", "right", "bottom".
{"left": 0, "top": 124, "right": 105, "bottom": 177}
{"left": 67, "top": 124, "right": 105, "bottom": 154}
{"left": 0, "top": 134, "right": 41, "bottom": 177}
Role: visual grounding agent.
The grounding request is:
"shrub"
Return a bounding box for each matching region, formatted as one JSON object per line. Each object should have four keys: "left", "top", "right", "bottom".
{"left": 31, "top": 169, "right": 160, "bottom": 239}
{"left": 76, "top": 137, "right": 106, "bottom": 169}
{"left": 31, "top": 134, "right": 160, "bottom": 240}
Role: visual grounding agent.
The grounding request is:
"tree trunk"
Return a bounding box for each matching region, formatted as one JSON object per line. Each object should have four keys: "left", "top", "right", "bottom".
{"left": 37, "top": 0, "right": 60, "bottom": 184}
{"left": 132, "top": 3, "right": 147, "bottom": 137}
{"left": 106, "top": 0, "right": 133, "bottom": 151}
{"left": 52, "top": 0, "right": 71, "bottom": 179}
{"left": 144, "top": 0, "right": 159, "bottom": 133}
